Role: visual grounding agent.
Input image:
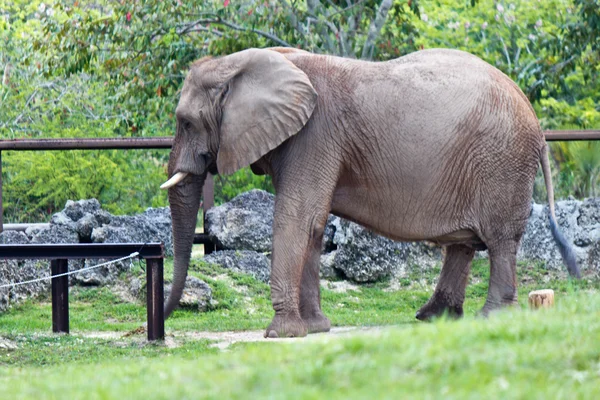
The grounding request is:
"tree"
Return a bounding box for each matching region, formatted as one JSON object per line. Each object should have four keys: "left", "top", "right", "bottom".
{"left": 33, "top": 1, "right": 421, "bottom": 135}
{"left": 16, "top": 0, "right": 421, "bottom": 215}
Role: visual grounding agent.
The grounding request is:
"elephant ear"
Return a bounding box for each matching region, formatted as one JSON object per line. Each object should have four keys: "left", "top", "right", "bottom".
{"left": 216, "top": 48, "right": 318, "bottom": 175}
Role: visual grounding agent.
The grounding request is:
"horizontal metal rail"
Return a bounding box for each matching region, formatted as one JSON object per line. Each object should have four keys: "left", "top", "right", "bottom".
{"left": 0, "top": 242, "right": 164, "bottom": 260}
{"left": 1, "top": 227, "right": 217, "bottom": 247}
{"left": 543, "top": 130, "right": 600, "bottom": 141}
{"left": 0, "top": 242, "right": 165, "bottom": 340}
{"left": 0, "top": 137, "right": 173, "bottom": 150}
{"left": 0, "top": 131, "right": 598, "bottom": 152}
{"left": 2, "top": 223, "right": 50, "bottom": 231}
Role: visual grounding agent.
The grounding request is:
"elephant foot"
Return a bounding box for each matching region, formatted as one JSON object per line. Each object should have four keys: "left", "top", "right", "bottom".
{"left": 302, "top": 312, "right": 331, "bottom": 334}
{"left": 265, "top": 312, "right": 308, "bottom": 338}
{"left": 416, "top": 293, "right": 463, "bottom": 321}
{"left": 479, "top": 298, "right": 518, "bottom": 317}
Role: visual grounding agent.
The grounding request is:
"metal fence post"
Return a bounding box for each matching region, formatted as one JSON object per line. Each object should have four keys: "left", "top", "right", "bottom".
{"left": 0, "top": 150, "right": 3, "bottom": 233}
{"left": 146, "top": 257, "right": 165, "bottom": 341}
{"left": 51, "top": 259, "right": 69, "bottom": 334}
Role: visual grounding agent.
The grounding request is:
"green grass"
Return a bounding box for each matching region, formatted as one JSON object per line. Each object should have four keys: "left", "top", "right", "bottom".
{"left": 1, "top": 294, "right": 599, "bottom": 399}
{"left": 1, "top": 257, "right": 599, "bottom": 398}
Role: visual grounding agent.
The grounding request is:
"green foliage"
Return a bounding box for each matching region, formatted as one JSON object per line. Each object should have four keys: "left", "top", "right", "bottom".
{"left": 4, "top": 148, "right": 168, "bottom": 221}
{"left": 552, "top": 140, "right": 600, "bottom": 198}
{"left": 0, "top": 74, "right": 169, "bottom": 220}
{"left": 415, "top": 0, "right": 599, "bottom": 105}
{"left": 1, "top": 0, "right": 170, "bottom": 220}
{"left": 1, "top": 0, "right": 599, "bottom": 225}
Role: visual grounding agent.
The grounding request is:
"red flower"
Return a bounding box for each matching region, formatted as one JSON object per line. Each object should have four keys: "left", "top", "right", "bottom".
{"left": 224, "top": 0, "right": 230, "bottom": 7}
{"left": 126, "top": 12, "right": 131, "bottom": 22}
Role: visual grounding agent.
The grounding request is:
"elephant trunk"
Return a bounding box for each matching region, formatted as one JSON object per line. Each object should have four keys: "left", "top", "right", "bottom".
{"left": 164, "top": 172, "right": 206, "bottom": 319}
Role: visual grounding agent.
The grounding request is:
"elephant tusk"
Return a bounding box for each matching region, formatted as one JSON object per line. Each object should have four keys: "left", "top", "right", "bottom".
{"left": 160, "top": 172, "right": 189, "bottom": 190}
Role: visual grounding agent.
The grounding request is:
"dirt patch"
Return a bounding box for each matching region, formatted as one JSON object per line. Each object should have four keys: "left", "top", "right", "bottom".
{"left": 75, "top": 326, "right": 386, "bottom": 350}
{"left": 180, "top": 326, "right": 384, "bottom": 349}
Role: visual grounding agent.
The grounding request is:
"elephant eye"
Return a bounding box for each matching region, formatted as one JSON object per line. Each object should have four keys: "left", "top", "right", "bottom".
{"left": 181, "top": 120, "right": 192, "bottom": 132}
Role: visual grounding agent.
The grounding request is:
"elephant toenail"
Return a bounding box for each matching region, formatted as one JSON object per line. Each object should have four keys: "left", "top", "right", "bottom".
{"left": 266, "top": 330, "right": 279, "bottom": 339}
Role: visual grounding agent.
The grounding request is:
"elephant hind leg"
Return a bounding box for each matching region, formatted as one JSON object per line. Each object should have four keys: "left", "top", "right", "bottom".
{"left": 480, "top": 240, "right": 519, "bottom": 315}
{"left": 416, "top": 244, "right": 475, "bottom": 321}
{"left": 299, "top": 229, "right": 331, "bottom": 334}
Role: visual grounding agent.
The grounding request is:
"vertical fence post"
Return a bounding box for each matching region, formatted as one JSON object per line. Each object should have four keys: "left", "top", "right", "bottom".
{"left": 51, "top": 259, "right": 69, "bottom": 334}
{"left": 146, "top": 257, "right": 164, "bottom": 341}
{"left": 202, "top": 174, "right": 215, "bottom": 255}
{"left": 0, "top": 150, "right": 3, "bottom": 233}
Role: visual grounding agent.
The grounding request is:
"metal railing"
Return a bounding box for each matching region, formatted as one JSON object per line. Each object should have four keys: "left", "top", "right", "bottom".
{"left": 0, "top": 243, "right": 165, "bottom": 340}
{"left": 0, "top": 137, "right": 217, "bottom": 254}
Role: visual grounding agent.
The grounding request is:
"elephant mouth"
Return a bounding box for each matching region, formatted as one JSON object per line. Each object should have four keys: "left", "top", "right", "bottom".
{"left": 207, "top": 162, "right": 218, "bottom": 175}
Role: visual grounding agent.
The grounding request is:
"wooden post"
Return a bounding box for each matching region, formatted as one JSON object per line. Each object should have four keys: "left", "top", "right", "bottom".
{"left": 202, "top": 174, "right": 215, "bottom": 255}
{"left": 146, "top": 257, "right": 165, "bottom": 341}
{"left": 528, "top": 289, "right": 555, "bottom": 309}
{"left": 51, "top": 259, "right": 69, "bottom": 333}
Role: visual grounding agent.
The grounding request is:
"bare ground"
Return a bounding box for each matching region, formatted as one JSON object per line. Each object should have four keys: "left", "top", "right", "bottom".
{"left": 78, "top": 326, "right": 386, "bottom": 350}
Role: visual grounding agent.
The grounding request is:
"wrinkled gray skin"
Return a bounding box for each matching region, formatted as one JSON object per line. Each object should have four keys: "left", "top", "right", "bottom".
{"left": 163, "top": 47, "right": 579, "bottom": 338}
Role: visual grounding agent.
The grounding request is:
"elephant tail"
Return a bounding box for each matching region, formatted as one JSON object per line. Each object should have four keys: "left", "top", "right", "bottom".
{"left": 540, "top": 143, "right": 580, "bottom": 278}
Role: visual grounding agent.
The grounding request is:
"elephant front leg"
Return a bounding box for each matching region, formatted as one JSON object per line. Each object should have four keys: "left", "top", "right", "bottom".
{"left": 265, "top": 196, "right": 331, "bottom": 339}
{"left": 299, "top": 228, "right": 331, "bottom": 334}
{"left": 416, "top": 244, "right": 475, "bottom": 321}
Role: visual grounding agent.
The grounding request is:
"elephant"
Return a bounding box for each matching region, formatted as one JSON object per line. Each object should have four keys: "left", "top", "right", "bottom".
{"left": 160, "top": 47, "right": 580, "bottom": 338}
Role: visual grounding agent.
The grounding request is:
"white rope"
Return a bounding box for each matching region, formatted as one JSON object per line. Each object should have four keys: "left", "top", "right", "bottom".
{"left": 0, "top": 252, "right": 140, "bottom": 289}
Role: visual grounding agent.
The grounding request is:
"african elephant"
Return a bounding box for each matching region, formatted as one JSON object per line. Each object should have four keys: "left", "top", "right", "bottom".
{"left": 160, "top": 47, "right": 580, "bottom": 338}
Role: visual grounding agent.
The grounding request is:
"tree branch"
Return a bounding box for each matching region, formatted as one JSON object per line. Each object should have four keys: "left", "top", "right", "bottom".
{"left": 216, "top": 19, "right": 292, "bottom": 47}
{"left": 179, "top": 26, "right": 224, "bottom": 37}
{"left": 178, "top": 17, "right": 291, "bottom": 47}
{"left": 361, "top": 0, "right": 393, "bottom": 60}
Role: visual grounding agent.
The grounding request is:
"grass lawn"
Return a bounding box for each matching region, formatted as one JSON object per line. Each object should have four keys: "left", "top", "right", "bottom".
{"left": 1, "top": 257, "right": 599, "bottom": 399}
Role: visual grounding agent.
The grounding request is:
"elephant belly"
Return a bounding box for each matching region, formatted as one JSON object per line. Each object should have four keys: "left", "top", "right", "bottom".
{"left": 330, "top": 184, "right": 482, "bottom": 247}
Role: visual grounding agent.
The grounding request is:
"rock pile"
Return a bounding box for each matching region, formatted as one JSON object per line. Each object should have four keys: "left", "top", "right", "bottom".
{"left": 204, "top": 190, "right": 442, "bottom": 283}
{"left": 0, "top": 231, "right": 50, "bottom": 313}
{"left": 2, "top": 191, "right": 599, "bottom": 313}
{"left": 205, "top": 190, "right": 599, "bottom": 282}
{"left": 519, "top": 198, "right": 600, "bottom": 271}
{"left": 0, "top": 199, "right": 174, "bottom": 312}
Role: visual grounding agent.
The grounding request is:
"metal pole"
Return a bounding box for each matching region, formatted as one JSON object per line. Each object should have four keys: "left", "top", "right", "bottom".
{"left": 0, "top": 137, "right": 173, "bottom": 150}
{"left": 544, "top": 130, "right": 600, "bottom": 141}
{"left": 146, "top": 257, "right": 165, "bottom": 341}
{"left": 202, "top": 174, "right": 215, "bottom": 255}
{"left": 0, "top": 150, "right": 3, "bottom": 233}
{"left": 51, "top": 259, "right": 69, "bottom": 334}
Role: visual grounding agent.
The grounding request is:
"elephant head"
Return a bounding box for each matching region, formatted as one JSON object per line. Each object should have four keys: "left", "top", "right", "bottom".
{"left": 160, "top": 48, "right": 318, "bottom": 318}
